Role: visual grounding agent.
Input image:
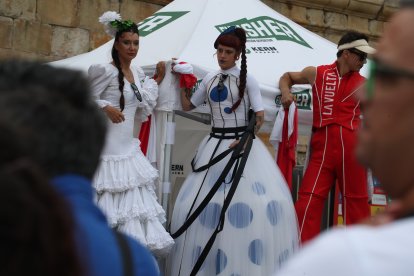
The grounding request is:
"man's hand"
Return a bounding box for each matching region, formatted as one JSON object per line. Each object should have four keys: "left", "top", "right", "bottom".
{"left": 279, "top": 67, "right": 316, "bottom": 109}
{"left": 281, "top": 92, "right": 295, "bottom": 109}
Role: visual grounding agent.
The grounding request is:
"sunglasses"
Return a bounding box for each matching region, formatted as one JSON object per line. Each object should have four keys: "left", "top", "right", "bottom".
{"left": 348, "top": 48, "right": 367, "bottom": 62}
{"left": 218, "top": 74, "right": 228, "bottom": 92}
{"left": 366, "top": 59, "right": 414, "bottom": 99}
{"left": 130, "top": 83, "right": 142, "bottom": 102}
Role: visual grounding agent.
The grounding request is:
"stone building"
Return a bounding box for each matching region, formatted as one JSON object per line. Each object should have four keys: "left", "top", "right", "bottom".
{"left": 0, "top": 0, "right": 398, "bottom": 61}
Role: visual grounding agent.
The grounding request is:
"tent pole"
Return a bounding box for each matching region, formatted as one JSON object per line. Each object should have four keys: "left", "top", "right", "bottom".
{"left": 162, "top": 111, "right": 175, "bottom": 224}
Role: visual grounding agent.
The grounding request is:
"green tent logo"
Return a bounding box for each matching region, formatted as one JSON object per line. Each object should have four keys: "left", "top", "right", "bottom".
{"left": 216, "top": 16, "right": 312, "bottom": 49}
{"left": 188, "top": 79, "right": 202, "bottom": 96}
{"left": 275, "top": 89, "right": 312, "bottom": 110}
{"left": 138, "top": 11, "right": 189, "bottom": 37}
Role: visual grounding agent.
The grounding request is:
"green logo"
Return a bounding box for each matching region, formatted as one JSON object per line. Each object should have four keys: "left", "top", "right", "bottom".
{"left": 138, "top": 11, "right": 189, "bottom": 37}
{"left": 216, "top": 16, "right": 312, "bottom": 49}
{"left": 275, "top": 89, "right": 312, "bottom": 110}
{"left": 190, "top": 79, "right": 202, "bottom": 95}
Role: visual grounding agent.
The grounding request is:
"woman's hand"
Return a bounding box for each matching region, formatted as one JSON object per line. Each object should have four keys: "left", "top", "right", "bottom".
{"left": 229, "top": 140, "right": 240, "bottom": 148}
{"left": 103, "top": 105, "right": 125, "bottom": 124}
{"left": 155, "top": 61, "right": 166, "bottom": 85}
{"left": 255, "top": 110, "right": 264, "bottom": 134}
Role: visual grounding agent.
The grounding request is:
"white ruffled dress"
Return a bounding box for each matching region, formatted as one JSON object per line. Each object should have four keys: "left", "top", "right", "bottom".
{"left": 88, "top": 63, "right": 174, "bottom": 256}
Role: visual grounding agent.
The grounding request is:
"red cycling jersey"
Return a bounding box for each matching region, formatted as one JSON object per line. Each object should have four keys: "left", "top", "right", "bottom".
{"left": 312, "top": 62, "right": 365, "bottom": 130}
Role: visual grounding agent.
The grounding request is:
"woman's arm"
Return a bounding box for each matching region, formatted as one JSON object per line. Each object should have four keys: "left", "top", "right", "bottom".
{"left": 172, "top": 61, "right": 206, "bottom": 112}
{"left": 135, "top": 66, "right": 159, "bottom": 122}
{"left": 153, "top": 61, "right": 166, "bottom": 85}
{"left": 88, "top": 64, "right": 125, "bottom": 123}
{"left": 255, "top": 110, "right": 264, "bottom": 134}
{"left": 246, "top": 74, "right": 264, "bottom": 133}
{"left": 180, "top": 88, "right": 196, "bottom": 111}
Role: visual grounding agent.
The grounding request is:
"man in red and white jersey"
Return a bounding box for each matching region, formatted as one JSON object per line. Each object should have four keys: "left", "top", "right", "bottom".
{"left": 279, "top": 31, "right": 375, "bottom": 243}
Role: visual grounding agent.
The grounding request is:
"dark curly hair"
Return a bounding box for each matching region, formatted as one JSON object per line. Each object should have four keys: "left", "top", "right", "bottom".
{"left": 0, "top": 59, "right": 107, "bottom": 179}
{"left": 336, "top": 31, "right": 370, "bottom": 58}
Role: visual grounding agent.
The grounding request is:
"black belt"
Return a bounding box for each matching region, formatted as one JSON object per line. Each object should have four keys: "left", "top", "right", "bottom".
{"left": 210, "top": 126, "right": 247, "bottom": 139}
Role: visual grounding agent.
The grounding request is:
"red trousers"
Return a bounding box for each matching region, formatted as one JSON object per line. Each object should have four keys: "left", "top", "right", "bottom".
{"left": 296, "top": 124, "right": 370, "bottom": 243}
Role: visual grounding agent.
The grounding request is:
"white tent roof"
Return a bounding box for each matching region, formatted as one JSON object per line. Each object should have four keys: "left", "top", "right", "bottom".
{"left": 51, "top": 0, "right": 368, "bottom": 127}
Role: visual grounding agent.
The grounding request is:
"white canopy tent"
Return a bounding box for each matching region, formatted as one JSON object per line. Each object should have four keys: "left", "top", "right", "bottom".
{"left": 51, "top": 0, "right": 369, "bottom": 216}
{"left": 51, "top": 0, "right": 364, "bottom": 122}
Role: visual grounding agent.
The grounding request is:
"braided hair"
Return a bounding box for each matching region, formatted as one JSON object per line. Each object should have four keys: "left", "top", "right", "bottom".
{"left": 111, "top": 24, "right": 139, "bottom": 111}
{"left": 214, "top": 27, "right": 247, "bottom": 112}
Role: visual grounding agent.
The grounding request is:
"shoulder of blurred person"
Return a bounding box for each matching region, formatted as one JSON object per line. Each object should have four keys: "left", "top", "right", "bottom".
{"left": 0, "top": 59, "right": 159, "bottom": 276}
{"left": 275, "top": 217, "right": 414, "bottom": 276}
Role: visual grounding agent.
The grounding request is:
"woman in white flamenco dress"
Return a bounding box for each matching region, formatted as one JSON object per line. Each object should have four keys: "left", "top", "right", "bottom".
{"left": 167, "top": 27, "right": 298, "bottom": 275}
{"left": 88, "top": 11, "right": 174, "bottom": 256}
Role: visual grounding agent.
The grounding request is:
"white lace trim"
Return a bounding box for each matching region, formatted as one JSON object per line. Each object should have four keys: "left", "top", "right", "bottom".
{"left": 118, "top": 217, "right": 174, "bottom": 257}
{"left": 97, "top": 186, "right": 165, "bottom": 226}
{"left": 93, "top": 151, "right": 158, "bottom": 193}
{"left": 96, "top": 185, "right": 174, "bottom": 256}
{"left": 136, "top": 77, "right": 158, "bottom": 122}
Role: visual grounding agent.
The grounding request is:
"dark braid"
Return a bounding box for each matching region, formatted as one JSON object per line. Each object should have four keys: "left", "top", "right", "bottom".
{"left": 111, "top": 40, "right": 125, "bottom": 111}
{"left": 230, "top": 28, "right": 247, "bottom": 112}
{"left": 231, "top": 28, "right": 247, "bottom": 112}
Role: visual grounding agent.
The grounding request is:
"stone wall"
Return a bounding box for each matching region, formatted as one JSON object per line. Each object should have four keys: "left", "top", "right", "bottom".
{"left": 263, "top": 0, "right": 399, "bottom": 44}
{"left": 0, "top": 0, "right": 168, "bottom": 61}
{"left": 0, "top": 0, "right": 398, "bottom": 62}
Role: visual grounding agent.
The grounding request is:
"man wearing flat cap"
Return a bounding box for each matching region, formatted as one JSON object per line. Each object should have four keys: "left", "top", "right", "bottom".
{"left": 279, "top": 31, "right": 375, "bottom": 243}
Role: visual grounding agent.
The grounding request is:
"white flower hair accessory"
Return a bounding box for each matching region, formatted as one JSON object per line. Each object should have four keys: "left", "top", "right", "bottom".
{"left": 99, "top": 11, "right": 136, "bottom": 37}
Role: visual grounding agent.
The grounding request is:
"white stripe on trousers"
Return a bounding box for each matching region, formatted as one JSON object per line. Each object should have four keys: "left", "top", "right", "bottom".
{"left": 340, "top": 126, "right": 347, "bottom": 225}
{"left": 300, "top": 126, "right": 329, "bottom": 238}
